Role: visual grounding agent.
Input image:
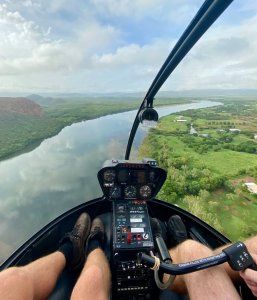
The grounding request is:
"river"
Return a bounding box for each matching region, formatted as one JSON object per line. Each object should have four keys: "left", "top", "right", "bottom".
{"left": 0, "top": 100, "right": 221, "bottom": 263}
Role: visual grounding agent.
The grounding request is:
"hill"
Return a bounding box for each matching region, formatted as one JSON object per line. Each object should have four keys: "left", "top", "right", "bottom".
{"left": 0, "top": 97, "right": 43, "bottom": 117}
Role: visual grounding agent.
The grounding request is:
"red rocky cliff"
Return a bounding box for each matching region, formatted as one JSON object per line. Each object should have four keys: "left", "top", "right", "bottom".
{"left": 0, "top": 97, "right": 43, "bottom": 116}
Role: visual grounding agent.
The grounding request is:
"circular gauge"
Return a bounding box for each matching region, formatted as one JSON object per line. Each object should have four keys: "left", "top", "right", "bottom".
{"left": 139, "top": 185, "right": 152, "bottom": 198}
{"left": 124, "top": 185, "right": 137, "bottom": 198}
{"left": 109, "top": 185, "right": 121, "bottom": 199}
{"left": 103, "top": 169, "right": 116, "bottom": 182}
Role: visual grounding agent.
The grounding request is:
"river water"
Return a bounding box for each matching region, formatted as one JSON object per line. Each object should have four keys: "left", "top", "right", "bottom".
{"left": 0, "top": 100, "right": 220, "bottom": 263}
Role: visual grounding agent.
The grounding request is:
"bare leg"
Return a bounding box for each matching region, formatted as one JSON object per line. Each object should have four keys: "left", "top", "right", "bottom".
{"left": 0, "top": 251, "right": 66, "bottom": 300}
{"left": 71, "top": 248, "right": 111, "bottom": 300}
{"left": 214, "top": 235, "right": 257, "bottom": 282}
{"left": 164, "top": 240, "right": 240, "bottom": 300}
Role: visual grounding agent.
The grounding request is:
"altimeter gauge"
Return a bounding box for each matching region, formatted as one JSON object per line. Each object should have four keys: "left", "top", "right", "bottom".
{"left": 124, "top": 185, "right": 137, "bottom": 198}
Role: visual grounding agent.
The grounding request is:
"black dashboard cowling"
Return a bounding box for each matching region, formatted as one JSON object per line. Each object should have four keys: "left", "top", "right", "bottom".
{"left": 97, "top": 159, "right": 167, "bottom": 200}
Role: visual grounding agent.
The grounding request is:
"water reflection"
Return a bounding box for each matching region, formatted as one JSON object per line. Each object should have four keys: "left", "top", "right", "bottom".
{"left": 0, "top": 101, "right": 220, "bottom": 263}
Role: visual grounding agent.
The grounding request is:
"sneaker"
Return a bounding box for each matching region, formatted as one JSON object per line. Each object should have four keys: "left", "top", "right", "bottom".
{"left": 167, "top": 215, "right": 187, "bottom": 247}
{"left": 60, "top": 212, "right": 91, "bottom": 271}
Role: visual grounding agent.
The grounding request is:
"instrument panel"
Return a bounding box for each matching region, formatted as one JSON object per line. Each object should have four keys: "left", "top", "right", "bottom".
{"left": 98, "top": 159, "right": 167, "bottom": 200}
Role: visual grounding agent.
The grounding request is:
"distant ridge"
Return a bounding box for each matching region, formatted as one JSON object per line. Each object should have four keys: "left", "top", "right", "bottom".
{"left": 27, "top": 88, "right": 257, "bottom": 99}
{"left": 0, "top": 97, "right": 43, "bottom": 116}
{"left": 1, "top": 89, "right": 256, "bottom": 104}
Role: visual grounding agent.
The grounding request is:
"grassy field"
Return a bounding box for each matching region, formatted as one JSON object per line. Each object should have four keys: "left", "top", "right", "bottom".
{"left": 201, "top": 151, "right": 257, "bottom": 175}
{"left": 139, "top": 101, "right": 257, "bottom": 241}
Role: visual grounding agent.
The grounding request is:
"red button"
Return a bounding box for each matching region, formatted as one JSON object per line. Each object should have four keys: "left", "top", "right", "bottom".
{"left": 127, "top": 232, "right": 132, "bottom": 244}
{"left": 137, "top": 234, "right": 142, "bottom": 241}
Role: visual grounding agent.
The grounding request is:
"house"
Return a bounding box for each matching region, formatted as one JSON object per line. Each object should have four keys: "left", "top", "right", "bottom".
{"left": 229, "top": 128, "right": 241, "bottom": 133}
{"left": 176, "top": 116, "right": 187, "bottom": 122}
{"left": 245, "top": 182, "right": 257, "bottom": 194}
{"left": 199, "top": 133, "right": 210, "bottom": 138}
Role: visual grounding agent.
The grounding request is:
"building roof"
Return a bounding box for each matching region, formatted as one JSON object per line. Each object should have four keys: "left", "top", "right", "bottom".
{"left": 245, "top": 182, "right": 257, "bottom": 194}
{"left": 229, "top": 128, "right": 241, "bottom": 132}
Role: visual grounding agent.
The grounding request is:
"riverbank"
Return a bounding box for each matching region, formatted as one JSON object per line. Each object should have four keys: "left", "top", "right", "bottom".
{"left": 0, "top": 97, "right": 193, "bottom": 162}
{"left": 139, "top": 100, "right": 257, "bottom": 241}
{"left": 0, "top": 100, "right": 220, "bottom": 264}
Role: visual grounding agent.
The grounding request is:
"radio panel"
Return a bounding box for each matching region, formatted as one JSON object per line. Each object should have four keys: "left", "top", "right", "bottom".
{"left": 113, "top": 200, "right": 154, "bottom": 250}
{"left": 112, "top": 199, "right": 155, "bottom": 299}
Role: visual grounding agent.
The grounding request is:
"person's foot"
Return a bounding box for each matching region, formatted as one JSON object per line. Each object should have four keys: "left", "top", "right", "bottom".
{"left": 167, "top": 215, "right": 187, "bottom": 247}
{"left": 86, "top": 217, "right": 105, "bottom": 254}
{"left": 59, "top": 213, "right": 91, "bottom": 271}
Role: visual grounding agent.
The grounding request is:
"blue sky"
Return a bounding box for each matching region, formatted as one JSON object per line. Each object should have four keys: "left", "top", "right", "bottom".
{"left": 0, "top": 0, "right": 257, "bottom": 93}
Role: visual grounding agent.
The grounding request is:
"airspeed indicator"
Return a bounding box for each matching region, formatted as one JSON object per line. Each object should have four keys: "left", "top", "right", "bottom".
{"left": 109, "top": 185, "right": 121, "bottom": 199}
{"left": 103, "top": 169, "right": 116, "bottom": 182}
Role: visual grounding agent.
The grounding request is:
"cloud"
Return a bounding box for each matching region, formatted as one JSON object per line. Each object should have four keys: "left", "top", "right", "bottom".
{"left": 90, "top": 0, "right": 164, "bottom": 18}
{"left": 89, "top": 0, "right": 202, "bottom": 24}
{"left": 0, "top": 0, "right": 257, "bottom": 92}
{"left": 165, "top": 14, "right": 257, "bottom": 90}
{"left": 0, "top": 3, "right": 119, "bottom": 77}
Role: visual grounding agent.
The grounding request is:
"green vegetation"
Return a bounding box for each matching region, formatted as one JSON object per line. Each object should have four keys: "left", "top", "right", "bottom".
{"left": 139, "top": 100, "right": 257, "bottom": 241}
{"left": 0, "top": 97, "right": 192, "bottom": 161}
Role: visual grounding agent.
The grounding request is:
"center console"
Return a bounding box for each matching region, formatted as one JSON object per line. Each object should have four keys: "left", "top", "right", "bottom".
{"left": 97, "top": 159, "right": 167, "bottom": 299}
{"left": 112, "top": 199, "right": 156, "bottom": 299}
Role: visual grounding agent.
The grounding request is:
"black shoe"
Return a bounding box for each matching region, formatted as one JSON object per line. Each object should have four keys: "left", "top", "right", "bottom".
{"left": 167, "top": 215, "right": 187, "bottom": 247}
{"left": 59, "top": 213, "right": 91, "bottom": 271}
{"left": 150, "top": 218, "right": 167, "bottom": 241}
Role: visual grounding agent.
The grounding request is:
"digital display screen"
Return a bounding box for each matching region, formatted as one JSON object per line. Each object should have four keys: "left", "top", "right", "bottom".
{"left": 118, "top": 169, "right": 128, "bottom": 182}
{"left": 131, "top": 228, "right": 144, "bottom": 233}
{"left": 130, "top": 218, "right": 142, "bottom": 223}
{"left": 137, "top": 171, "right": 146, "bottom": 184}
{"left": 117, "top": 168, "right": 148, "bottom": 184}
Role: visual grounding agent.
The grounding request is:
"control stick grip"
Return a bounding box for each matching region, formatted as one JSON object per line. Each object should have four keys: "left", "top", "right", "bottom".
{"left": 222, "top": 242, "right": 257, "bottom": 271}
{"left": 155, "top": 236, "right": 172, "bottom": 263}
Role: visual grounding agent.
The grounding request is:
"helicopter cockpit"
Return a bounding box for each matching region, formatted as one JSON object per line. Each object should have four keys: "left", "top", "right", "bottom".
{"left": 1, "top": 0, "right": 257, "bottom": 299}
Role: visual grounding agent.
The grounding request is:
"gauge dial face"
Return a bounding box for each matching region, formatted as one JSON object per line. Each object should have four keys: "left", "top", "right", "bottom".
{"left": 103, "top": 169, "right": 116, "bottom": 182}
{"left": 139, "top": 185, "right": 152, "bottom": 198}
{"left": 124, "top": 185, "right": 137, "bottom": 198}
{"left": 109, "top": 185, "right": 121, "bottom": 199}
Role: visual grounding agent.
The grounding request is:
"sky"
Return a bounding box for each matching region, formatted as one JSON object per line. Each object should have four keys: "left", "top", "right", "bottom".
{"left": 0, "top": 0, "right": 257, "bottom": 94}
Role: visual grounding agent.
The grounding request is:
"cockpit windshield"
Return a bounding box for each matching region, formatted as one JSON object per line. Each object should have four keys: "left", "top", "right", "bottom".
{"left": 1, "top": 0, "right": 257, "bottom": 265}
